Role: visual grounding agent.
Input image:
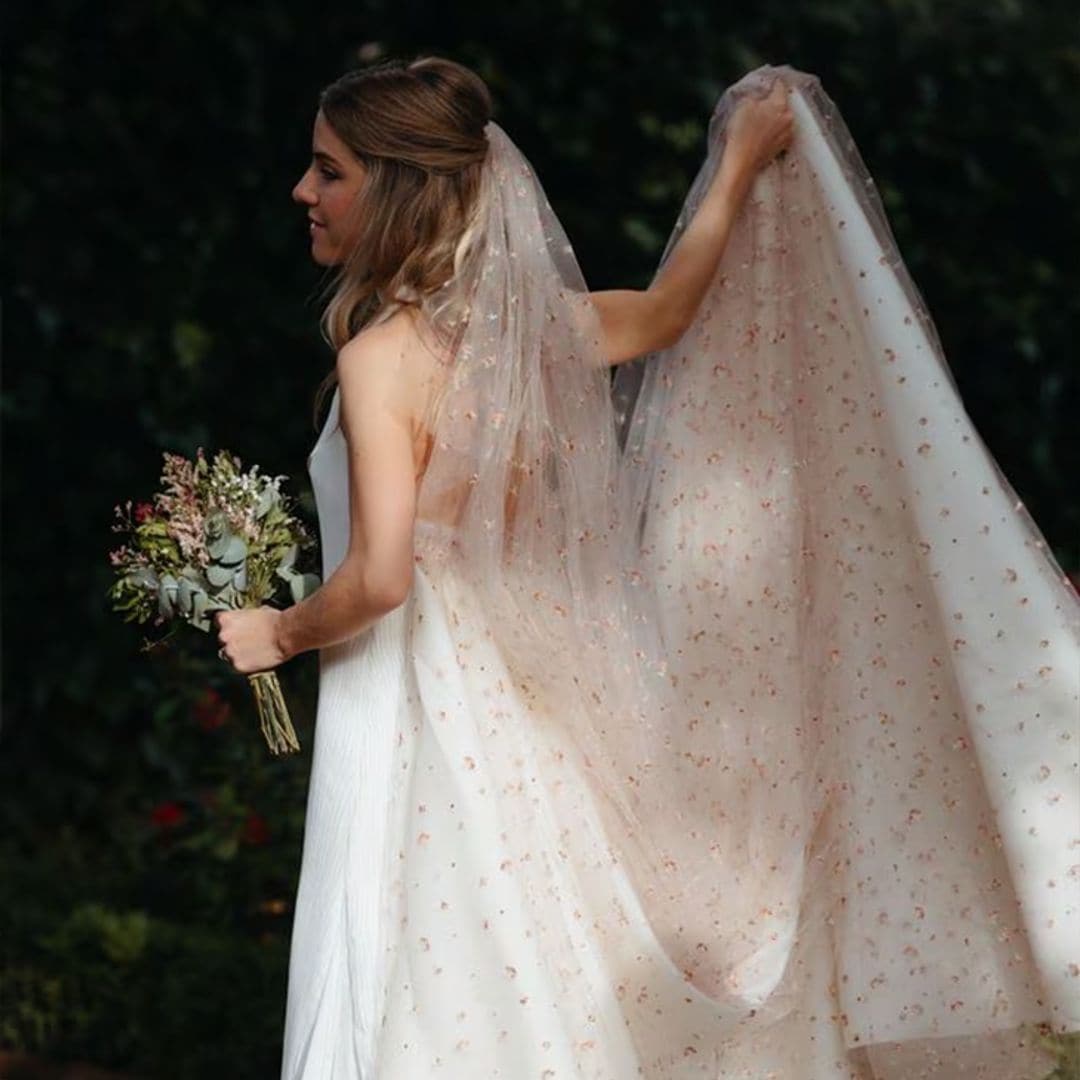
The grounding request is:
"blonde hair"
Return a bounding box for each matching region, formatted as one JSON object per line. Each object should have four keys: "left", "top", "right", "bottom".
{"left": 308, "top": 55, "right": 493, "bottom": 431}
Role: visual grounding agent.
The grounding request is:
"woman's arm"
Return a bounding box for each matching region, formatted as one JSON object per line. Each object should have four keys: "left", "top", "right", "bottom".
{"left": 274, "top": 328, "right": 418, "bottom": 660}
{"left": 590, "top": 79, "right": 793, "bottom": 365}
{"left": 589, "top": 150, "right": 754, "bottom": 365}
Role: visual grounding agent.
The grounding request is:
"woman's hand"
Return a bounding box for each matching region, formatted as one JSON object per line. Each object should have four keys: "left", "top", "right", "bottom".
{"left": 214, "top": 607, "right": 287, "bottom": 675}
{"left": 726, "top": 77, "right": 796, "bottom": 176}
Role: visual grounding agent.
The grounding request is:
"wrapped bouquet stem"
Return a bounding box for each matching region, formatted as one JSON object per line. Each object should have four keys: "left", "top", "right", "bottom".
{"left": 108, "top": 448, "right": 321, "bottom": 756}
{"left": 248, "top": 670, "right": 300, "bottom": 756}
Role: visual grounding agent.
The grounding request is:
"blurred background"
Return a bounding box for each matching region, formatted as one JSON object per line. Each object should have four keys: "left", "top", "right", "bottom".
{"left": 3, "top": 1, "right": 1079, "bottom": 1076}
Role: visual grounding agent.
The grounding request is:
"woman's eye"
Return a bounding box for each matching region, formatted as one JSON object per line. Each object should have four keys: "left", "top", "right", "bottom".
{"left": 319, "top": 168, "right": 338, "bottom": 181}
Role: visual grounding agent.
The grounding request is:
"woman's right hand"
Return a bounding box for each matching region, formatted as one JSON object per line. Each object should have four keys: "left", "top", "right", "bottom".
{"left": 725, "top": 78, "right": 796, "bottom": 176}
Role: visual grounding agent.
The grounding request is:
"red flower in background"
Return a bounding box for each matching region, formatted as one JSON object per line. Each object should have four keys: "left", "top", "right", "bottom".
{"left": 194, "top": 687, "right": 231, "bottom": 731}
{"left": 241, "top": 812, "right": 270, "bottom": 846}
{"left": 150, "top": 801, "right": 185, "bottom": 829}
{"left": 134, "top": 502, "right": 155, "bottom": 523}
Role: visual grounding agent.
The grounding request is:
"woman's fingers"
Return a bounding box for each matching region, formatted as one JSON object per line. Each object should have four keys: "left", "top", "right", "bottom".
{"left": 765, "top": 80, "right": 795, "bottom": 158}
{"left": 727, "top": 76, "right": 797, "bottom": 173}
{"left": 214, "top": 609, "right": 230, "bottom": 649}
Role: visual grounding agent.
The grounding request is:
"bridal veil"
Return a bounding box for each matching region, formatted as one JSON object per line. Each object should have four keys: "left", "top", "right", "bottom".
{"left": 384, "top": 62, "right": 1078, "bottom": 1076}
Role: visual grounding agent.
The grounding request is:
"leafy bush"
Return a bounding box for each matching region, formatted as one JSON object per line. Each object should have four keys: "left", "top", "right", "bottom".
{"left": 4, "top": 0, "right": 1077, "bottom": 1074}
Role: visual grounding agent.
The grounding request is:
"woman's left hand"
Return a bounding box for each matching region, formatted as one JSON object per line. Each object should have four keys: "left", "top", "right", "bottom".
{"left": 726, "top": 78, "right": 795, "bottom": 177}
{"left": 214, "top": 607, "right": 287, "bottom": 675}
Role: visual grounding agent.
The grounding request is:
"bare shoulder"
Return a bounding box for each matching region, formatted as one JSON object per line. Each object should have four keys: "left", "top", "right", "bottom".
{"left": 336, "top": 308, "right": 413, "bottom": 380}
{"left": 335, "top": 308, "right": 436, "bottom": 427}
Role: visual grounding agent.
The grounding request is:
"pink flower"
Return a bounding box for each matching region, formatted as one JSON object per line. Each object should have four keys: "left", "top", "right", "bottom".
{"left": 134, "top": 502, "right": 154, "bottom": 523}
{"left": 150, "top": 801, "right": 185, "bottom": 829}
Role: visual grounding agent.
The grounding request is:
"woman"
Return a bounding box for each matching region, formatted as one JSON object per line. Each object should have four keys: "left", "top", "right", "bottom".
{"left": 214, "top": 56, "right": 1078, "bottom": 1078}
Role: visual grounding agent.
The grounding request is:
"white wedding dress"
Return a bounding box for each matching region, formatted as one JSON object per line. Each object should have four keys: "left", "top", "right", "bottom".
{"left": 282, "top": 388, "right": 1074, "bottom": 1080}
{"left": 283, "top": 384, "right": 872, "bottom": 1080}
{"left": 281, "top": 66, "right": 1078, "bottom": 1080}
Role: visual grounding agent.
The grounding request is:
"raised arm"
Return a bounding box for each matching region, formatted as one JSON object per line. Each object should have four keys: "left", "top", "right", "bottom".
{"left": 275, "top": 326, "right": 419, "bottom": 659}
{"left": 589, "top": 79, "right": 794, "bottom": 366}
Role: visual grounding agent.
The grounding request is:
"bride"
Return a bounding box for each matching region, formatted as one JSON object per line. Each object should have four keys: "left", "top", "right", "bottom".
{"left": 213, "top": 55, "right": 1079, "bottom": 1079}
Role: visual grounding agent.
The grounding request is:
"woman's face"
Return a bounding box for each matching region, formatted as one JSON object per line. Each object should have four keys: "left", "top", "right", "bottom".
{"left": 291, "top": 110, "right": 368, "bottom": 267}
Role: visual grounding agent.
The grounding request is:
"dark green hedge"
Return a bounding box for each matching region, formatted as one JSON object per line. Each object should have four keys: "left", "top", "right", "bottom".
{"left": 3, "top": 1, "right": 1078, "bottom": 1074}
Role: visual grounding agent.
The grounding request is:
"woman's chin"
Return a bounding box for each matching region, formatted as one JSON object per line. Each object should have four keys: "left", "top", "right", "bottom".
{"left": 310, "top": 242, "right": 339, "bottom": 268}
{"left": 309, "top": 229, "right": 338, "bottom": 267}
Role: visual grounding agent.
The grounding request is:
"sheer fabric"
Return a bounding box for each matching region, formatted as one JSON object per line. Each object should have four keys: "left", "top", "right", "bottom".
{"left": 409, "top": 112, "right": 836, "bottom": 1032}
{"left": 614, "top": 62, "right": 1080, "bottom": 1075}
{"left": 284, "top": 66, "right": 1079, "bottom": 1079}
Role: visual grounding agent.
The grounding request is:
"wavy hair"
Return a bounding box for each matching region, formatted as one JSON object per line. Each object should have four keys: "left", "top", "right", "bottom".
{"left": 308, "top": 55, "right": 494, "bottom": 430}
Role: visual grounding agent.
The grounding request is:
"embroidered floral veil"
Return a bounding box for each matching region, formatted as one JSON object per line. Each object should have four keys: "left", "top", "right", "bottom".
{"left": 614, "top": 62, "right": 1080, "bottom": 1073}
{"left": 370, "top": 65, "right": 1078, "bottom": 1076}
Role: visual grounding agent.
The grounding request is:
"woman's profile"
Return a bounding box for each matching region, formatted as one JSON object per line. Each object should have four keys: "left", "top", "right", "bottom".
{"left": 211, "top": 54, "right": 1079, "bottom": 1079}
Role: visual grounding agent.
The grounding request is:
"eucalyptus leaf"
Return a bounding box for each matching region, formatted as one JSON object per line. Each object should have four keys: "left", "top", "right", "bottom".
{"left": 289, "top": 572, "right": 321, "bottom": 603}
{"left": 213, "top": 583, "right": 237, "bottom": 606}
{"left": 205, "top": 513, "right": 232, "bottom": 559}
{"left": 191, "top": 589, "right": 210, "bottom": 632}
{"left": 288, "top": 575, "right": 303, "bottom": 605}
{"left": 176, "top": 576, "right": 195, "bottom": 616}
{"left": 232, "top": 564, "right": 247, "bottom": 591}
{"left": 128, "top": 567, "right": 159, "bottom": 591}
{"left": 157, "top": 574, "right": 178, "bottom": 619}
{"left": 219, "top": 534, "right": 247, "bottom": 566}
{"left": 206, "top": 563, "right": 234, "bottom": 588}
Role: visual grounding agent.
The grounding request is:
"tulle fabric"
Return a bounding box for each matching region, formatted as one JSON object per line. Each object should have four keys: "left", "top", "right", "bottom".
{"left": 614, "top": 63, "right": 1080, "bottom": 1075}
{"left": 406, "top": 67, "right": 1080, "bottom": 1074}
{"left": 285, "top": 68, "right": 1079, "bottom": 1079}
{"left": 407, "top": 112, "right": 842, "bottom": 1028}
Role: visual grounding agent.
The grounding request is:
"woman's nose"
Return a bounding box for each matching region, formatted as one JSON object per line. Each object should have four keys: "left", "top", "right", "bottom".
{"left": 291, "top": 176, "right": 315, "bottom": 206}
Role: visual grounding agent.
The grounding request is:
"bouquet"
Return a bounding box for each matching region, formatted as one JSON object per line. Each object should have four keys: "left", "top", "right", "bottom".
{"left": 108, "top": 448, "right": 321, "bottom": 755}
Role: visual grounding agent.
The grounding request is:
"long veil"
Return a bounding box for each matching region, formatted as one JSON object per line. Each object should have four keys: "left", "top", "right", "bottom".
{"left": 613, "top": 62, "right": 1080, "bottom": 1073}
{"left": 370, "top": 67, "right": 1079, "bottom": 1076}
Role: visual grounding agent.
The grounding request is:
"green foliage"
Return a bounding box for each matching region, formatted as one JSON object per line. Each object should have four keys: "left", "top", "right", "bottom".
{"left": 1030, "top": 1026, "right": 1080, "bottom": 1080}
{"left": 107, "top": 448, "right": 319, "bottom": 636}
{"left": 2, "top": 896, "right": 288, "bottom": 1077}
{"left": 0, "top": 646, "right": 312, "bottom": 1076}
{"left": 3, "top": 0, "right": 1078, "bottom": 1074}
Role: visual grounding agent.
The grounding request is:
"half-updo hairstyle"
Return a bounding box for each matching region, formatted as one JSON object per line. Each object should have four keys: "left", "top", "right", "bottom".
{"left": 309, "top": 55, "right": 493, "bottom": 429}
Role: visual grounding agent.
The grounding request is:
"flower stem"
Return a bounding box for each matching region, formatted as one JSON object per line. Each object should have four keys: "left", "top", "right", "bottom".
{"left": 246, "top": 671, "right": 301, "bottom": 755}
